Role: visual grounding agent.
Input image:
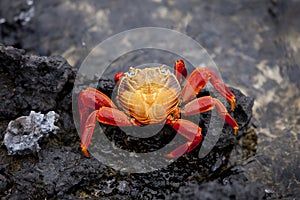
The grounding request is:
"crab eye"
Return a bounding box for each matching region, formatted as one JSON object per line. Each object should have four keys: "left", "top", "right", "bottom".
{"left": 160, "top": 68, "right": 168, "bottom": 74}
{"left": 128, "top": 71, "right": 135, "bottom": 77}
{"left": 126, "top": 67, "right": 136, "bottom": 77}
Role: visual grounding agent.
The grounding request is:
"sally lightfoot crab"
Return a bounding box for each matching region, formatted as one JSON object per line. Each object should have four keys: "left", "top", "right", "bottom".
{"left": 78, "top": 60, "right": 238, "bottom": 158}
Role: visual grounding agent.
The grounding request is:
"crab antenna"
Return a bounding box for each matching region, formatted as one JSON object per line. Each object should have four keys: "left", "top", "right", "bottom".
{"left": 114, "top": 72, "right": 125, "bottom": 83}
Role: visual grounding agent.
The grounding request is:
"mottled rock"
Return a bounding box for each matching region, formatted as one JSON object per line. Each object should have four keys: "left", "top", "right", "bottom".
{"left": 0, "top": 43, "right": 75, "bottom": 126}
{"left": 0, "top": 174, "right": 9, "bottom": 193}
{"left": 169, "top": 178, "right": 266, "bottom": 200}
{"left": 0, "top": 44, "right": 77, "bottom": 145}
{"left": 3, "top": 111, "right": 59, "bottom": 155}
{"left": 0, "top": 43, "right": 261, "bottom": 199}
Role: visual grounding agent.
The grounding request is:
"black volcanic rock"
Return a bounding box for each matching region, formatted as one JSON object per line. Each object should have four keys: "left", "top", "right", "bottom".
{"left": 0, "top": 44, "right": 261, "bottom": 199}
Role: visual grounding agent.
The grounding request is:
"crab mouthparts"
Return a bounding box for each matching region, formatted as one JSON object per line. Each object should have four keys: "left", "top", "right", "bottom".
{"left": 139, "top": 82, "right": 162, "bottom": 105}
{"left": 141, "top": 92, "right": 158, "bottom": 105}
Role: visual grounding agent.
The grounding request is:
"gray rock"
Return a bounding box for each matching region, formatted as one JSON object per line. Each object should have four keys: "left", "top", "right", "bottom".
{"left": 168, "top": 178, "right": 266, "bottom": 200}
{"left": 0, "top": 174, "right": 9, "bottom": 193}
{"left": 3, "top": 111, "right": 59, "bottom": 155}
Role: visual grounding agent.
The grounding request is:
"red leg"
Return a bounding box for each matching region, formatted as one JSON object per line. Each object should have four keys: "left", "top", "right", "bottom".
{"left": 78, "top": 87, "right": 125, "bottom": 157}
{"left": 78, "top": 88, "right": 116, "bottom": 133}
{"left": 80, "top": 107, "right": 133, "bottom": 157}
{"left": 165, "top": 118, "right": 203, "bottom": 158}
{"left": 80, "top": 110, "right": 98, "bottom": 157}
{"left": 174, "top": 59, "right": 187, "bottom": 84}
{"left": 182, "top": 96, "right": 238, "bottom": 134}
{"left": 97, "top": 107, "right": 132, "bottom": 126}
{"left": 182, "top": 68, "right": 236, "bottom": 111}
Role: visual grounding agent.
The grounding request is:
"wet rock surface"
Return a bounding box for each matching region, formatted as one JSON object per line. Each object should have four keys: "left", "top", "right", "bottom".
{"left": 0, "top": 45, "right": 261, "bottom": 199}
{"left": 169, "top": 178, "right": 266, "bottom": 200}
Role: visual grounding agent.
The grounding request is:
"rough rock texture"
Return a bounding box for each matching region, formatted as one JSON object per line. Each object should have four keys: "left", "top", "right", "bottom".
{"left": 0, "top": 43, "right": 77, "bottom": 143}
{"left": 3, "top": 111, "right": 59, "bottom": 155}
{"left": 169, "top": 178, "right": 266, "bottom": 200}
{"left": 0, "top": 44, "right": 263, "bottom": 199}
{"left": 0, "top": 45, "right": 73, "bottom": 118}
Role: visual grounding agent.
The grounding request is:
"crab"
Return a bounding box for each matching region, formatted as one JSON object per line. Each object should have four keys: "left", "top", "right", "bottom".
{"left": 78, "top": 59, "right": 238, "bottom": 158}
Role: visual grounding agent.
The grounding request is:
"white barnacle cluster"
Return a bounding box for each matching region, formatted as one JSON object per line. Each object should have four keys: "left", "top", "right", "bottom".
{"left": 3, "top": 111, "right": 59, "bottom": 155}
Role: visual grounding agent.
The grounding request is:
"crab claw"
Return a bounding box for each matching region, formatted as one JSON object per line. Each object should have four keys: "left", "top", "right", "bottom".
{"left": 114, "top": 72, "right": 125, "bottom": 83}
{"left": 174, "top": 59, "right": 187, "bottom": 83}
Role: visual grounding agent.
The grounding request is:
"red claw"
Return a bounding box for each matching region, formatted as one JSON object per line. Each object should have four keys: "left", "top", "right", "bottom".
{"left": 114, "top": 72, "right": 125, "bottom": 83}
{"left": 174, "top": 59, "right": 187, "bottom": 83}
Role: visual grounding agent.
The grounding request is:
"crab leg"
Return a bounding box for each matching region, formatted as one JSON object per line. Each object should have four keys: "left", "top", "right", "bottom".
{"left": 97, "top": 107, "right": 132, "bottom": 126}
{"left": 182, "top": 96, "right": 238, "bottom": 134}
{"left": 80, "top": 110, "right": 98, "bottom": 157}
{"left": 78, "top": 87, "right": 127, "bottom": 157}
{"left": 182, "top": 67, "right": 236, "bottom": 111}
{"left": 165, "top": 118, "right": 203, "bottom": 158}
{"left": 80, "top": 107, "right": 133, "bottom": 157}
{"left": 78, "top": 88, "right": 116, "bottom": 133}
